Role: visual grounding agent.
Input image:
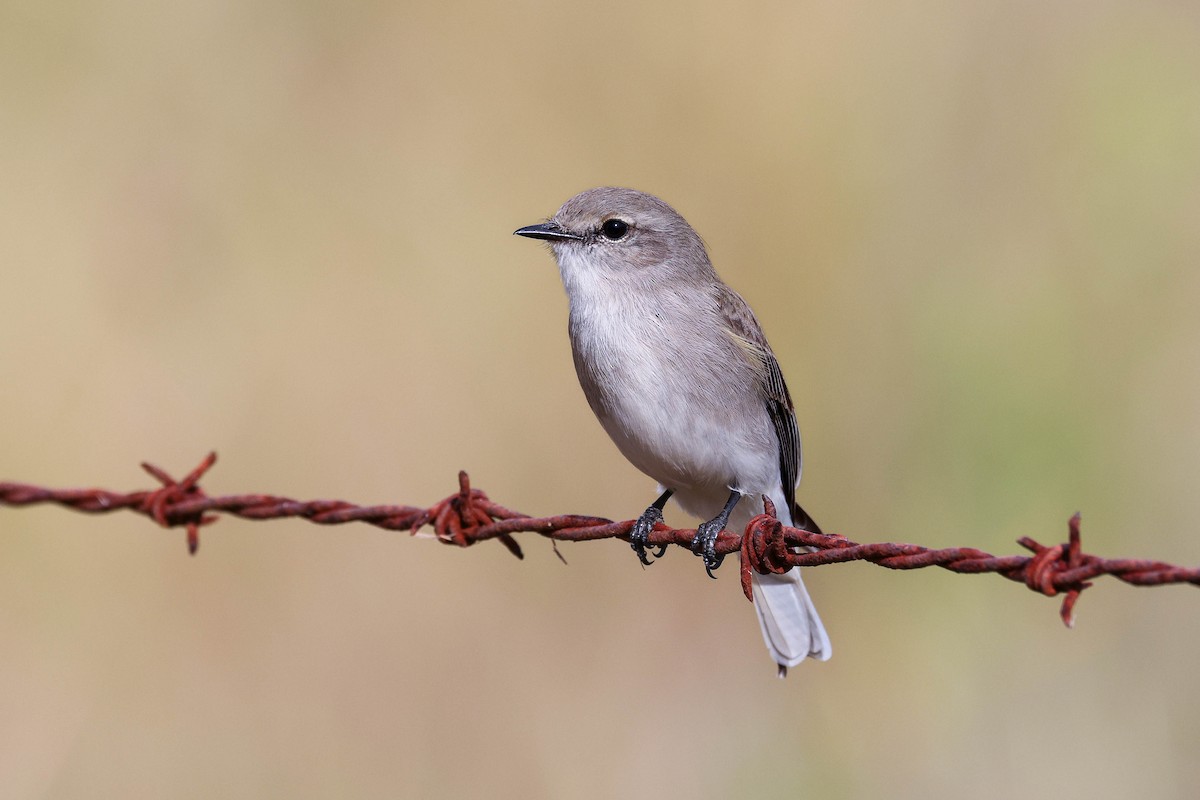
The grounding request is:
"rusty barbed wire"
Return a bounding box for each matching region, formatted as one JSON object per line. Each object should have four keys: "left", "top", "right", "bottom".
{"left": 2, "top": 452, "right": 1197, "bottom": 625}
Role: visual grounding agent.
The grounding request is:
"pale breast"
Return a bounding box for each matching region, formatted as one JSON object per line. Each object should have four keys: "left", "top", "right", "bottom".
{"left": 569, "top": 294, "right": 779, "bottom": 496}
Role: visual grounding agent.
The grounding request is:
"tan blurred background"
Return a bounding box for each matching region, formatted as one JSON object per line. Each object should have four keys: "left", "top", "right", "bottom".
{"left": 2, "top": 0, "right": 1199, "bottom": 797}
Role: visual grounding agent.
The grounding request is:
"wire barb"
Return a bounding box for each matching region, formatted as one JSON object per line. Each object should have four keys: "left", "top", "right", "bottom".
{"left": 2, "top": 454, "right": 1197, "bottom": 624}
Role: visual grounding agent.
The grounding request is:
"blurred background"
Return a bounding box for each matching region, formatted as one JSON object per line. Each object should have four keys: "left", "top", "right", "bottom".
{"left": 2, "top": 0, "right": 1199, "bottom": 797}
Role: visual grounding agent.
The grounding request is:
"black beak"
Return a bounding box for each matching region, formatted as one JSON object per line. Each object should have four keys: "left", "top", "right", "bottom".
{"left": 513, "top": 222, "right": 583, "bottom": 242}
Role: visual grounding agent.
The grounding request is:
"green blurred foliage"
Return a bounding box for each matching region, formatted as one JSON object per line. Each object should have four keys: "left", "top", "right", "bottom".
{"left": 1, "top": 1, "right": 1198, "bottom": 797}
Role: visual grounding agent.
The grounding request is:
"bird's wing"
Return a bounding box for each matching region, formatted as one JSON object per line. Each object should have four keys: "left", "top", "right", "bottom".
{"left": 716, "top": 286, "right": 804, "bottom": 517}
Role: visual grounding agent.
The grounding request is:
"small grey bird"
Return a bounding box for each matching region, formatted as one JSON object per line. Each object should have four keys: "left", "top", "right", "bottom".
{"left": 515, "top": 187, "right": 831, "bottom": 675}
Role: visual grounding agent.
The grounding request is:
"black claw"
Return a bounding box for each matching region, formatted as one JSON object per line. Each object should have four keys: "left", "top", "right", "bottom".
{"left": 631, "top": 490, "right": 674, "bottom": 566}
{"left": 703, "top": 551, "right": 725, "bottom": 578}
{"left": 631, "top": 505, "right": 665, "bottom": 566}
{"left": 692, "top": 491, "right": 741, "bottom": 578}
{"left": 692, "top": 519, "right": 726, "bottom": 577}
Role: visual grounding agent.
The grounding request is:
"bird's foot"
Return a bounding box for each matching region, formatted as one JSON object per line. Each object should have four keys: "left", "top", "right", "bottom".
{"left": 691, "top": 517, "right": 726, "bottom": 578}
{"left": 631, "top": 505, "right": 668, "bottom": 566}
{"left": 691, "top": 491, "right": 741, "bottom": 578}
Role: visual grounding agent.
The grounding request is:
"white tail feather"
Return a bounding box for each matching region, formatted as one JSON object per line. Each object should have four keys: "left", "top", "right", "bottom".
{"left": 676, "top": 488, "right": 830, "bottom": 675}
{"left": 747, "top": 490, "right": 831, "bottom": 676}
{"left": 751, "top": 569, "right": 832, "bottom": 676}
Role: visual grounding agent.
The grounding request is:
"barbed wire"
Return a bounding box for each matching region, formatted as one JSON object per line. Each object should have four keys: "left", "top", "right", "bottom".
{"left": 2, "top": 452, "right": 1197, "bottom": 625}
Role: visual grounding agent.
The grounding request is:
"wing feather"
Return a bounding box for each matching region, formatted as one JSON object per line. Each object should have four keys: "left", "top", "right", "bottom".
{"left": 718, "top": 286, "right": 821, "bottom": 533}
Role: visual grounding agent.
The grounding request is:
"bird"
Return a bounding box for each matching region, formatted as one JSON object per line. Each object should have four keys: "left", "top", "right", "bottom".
{"left": 514, "top": 187, "right": 830, "bottom": 676}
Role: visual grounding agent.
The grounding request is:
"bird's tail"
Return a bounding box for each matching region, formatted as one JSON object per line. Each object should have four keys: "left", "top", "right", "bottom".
{"left": 749, "top": 500, "right": 831, "bottom": 677}
{"left": 751, "top": 569, "right": 832, "bottom": 677}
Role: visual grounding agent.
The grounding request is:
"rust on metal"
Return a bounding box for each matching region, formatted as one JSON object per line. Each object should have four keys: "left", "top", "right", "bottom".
{"left": 3, "top": 454, "right": 1197, "bottom": 625}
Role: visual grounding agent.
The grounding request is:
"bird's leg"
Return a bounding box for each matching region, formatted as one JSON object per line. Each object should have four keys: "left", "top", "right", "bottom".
{"left": 693, "top": 490, "right": 742, "bottom": 578}
{"left": 631, "top": 489, "right": 673, "bottom": 566}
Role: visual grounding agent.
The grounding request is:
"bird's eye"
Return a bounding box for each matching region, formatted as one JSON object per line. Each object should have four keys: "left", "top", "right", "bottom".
{"left": 600, "top": 218, "right": 629, "bottom": 240}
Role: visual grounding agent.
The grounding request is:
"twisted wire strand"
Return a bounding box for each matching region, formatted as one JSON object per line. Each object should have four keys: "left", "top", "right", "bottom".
{"left": 3, "top": 452, "right": 1197, "bottom": 625}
